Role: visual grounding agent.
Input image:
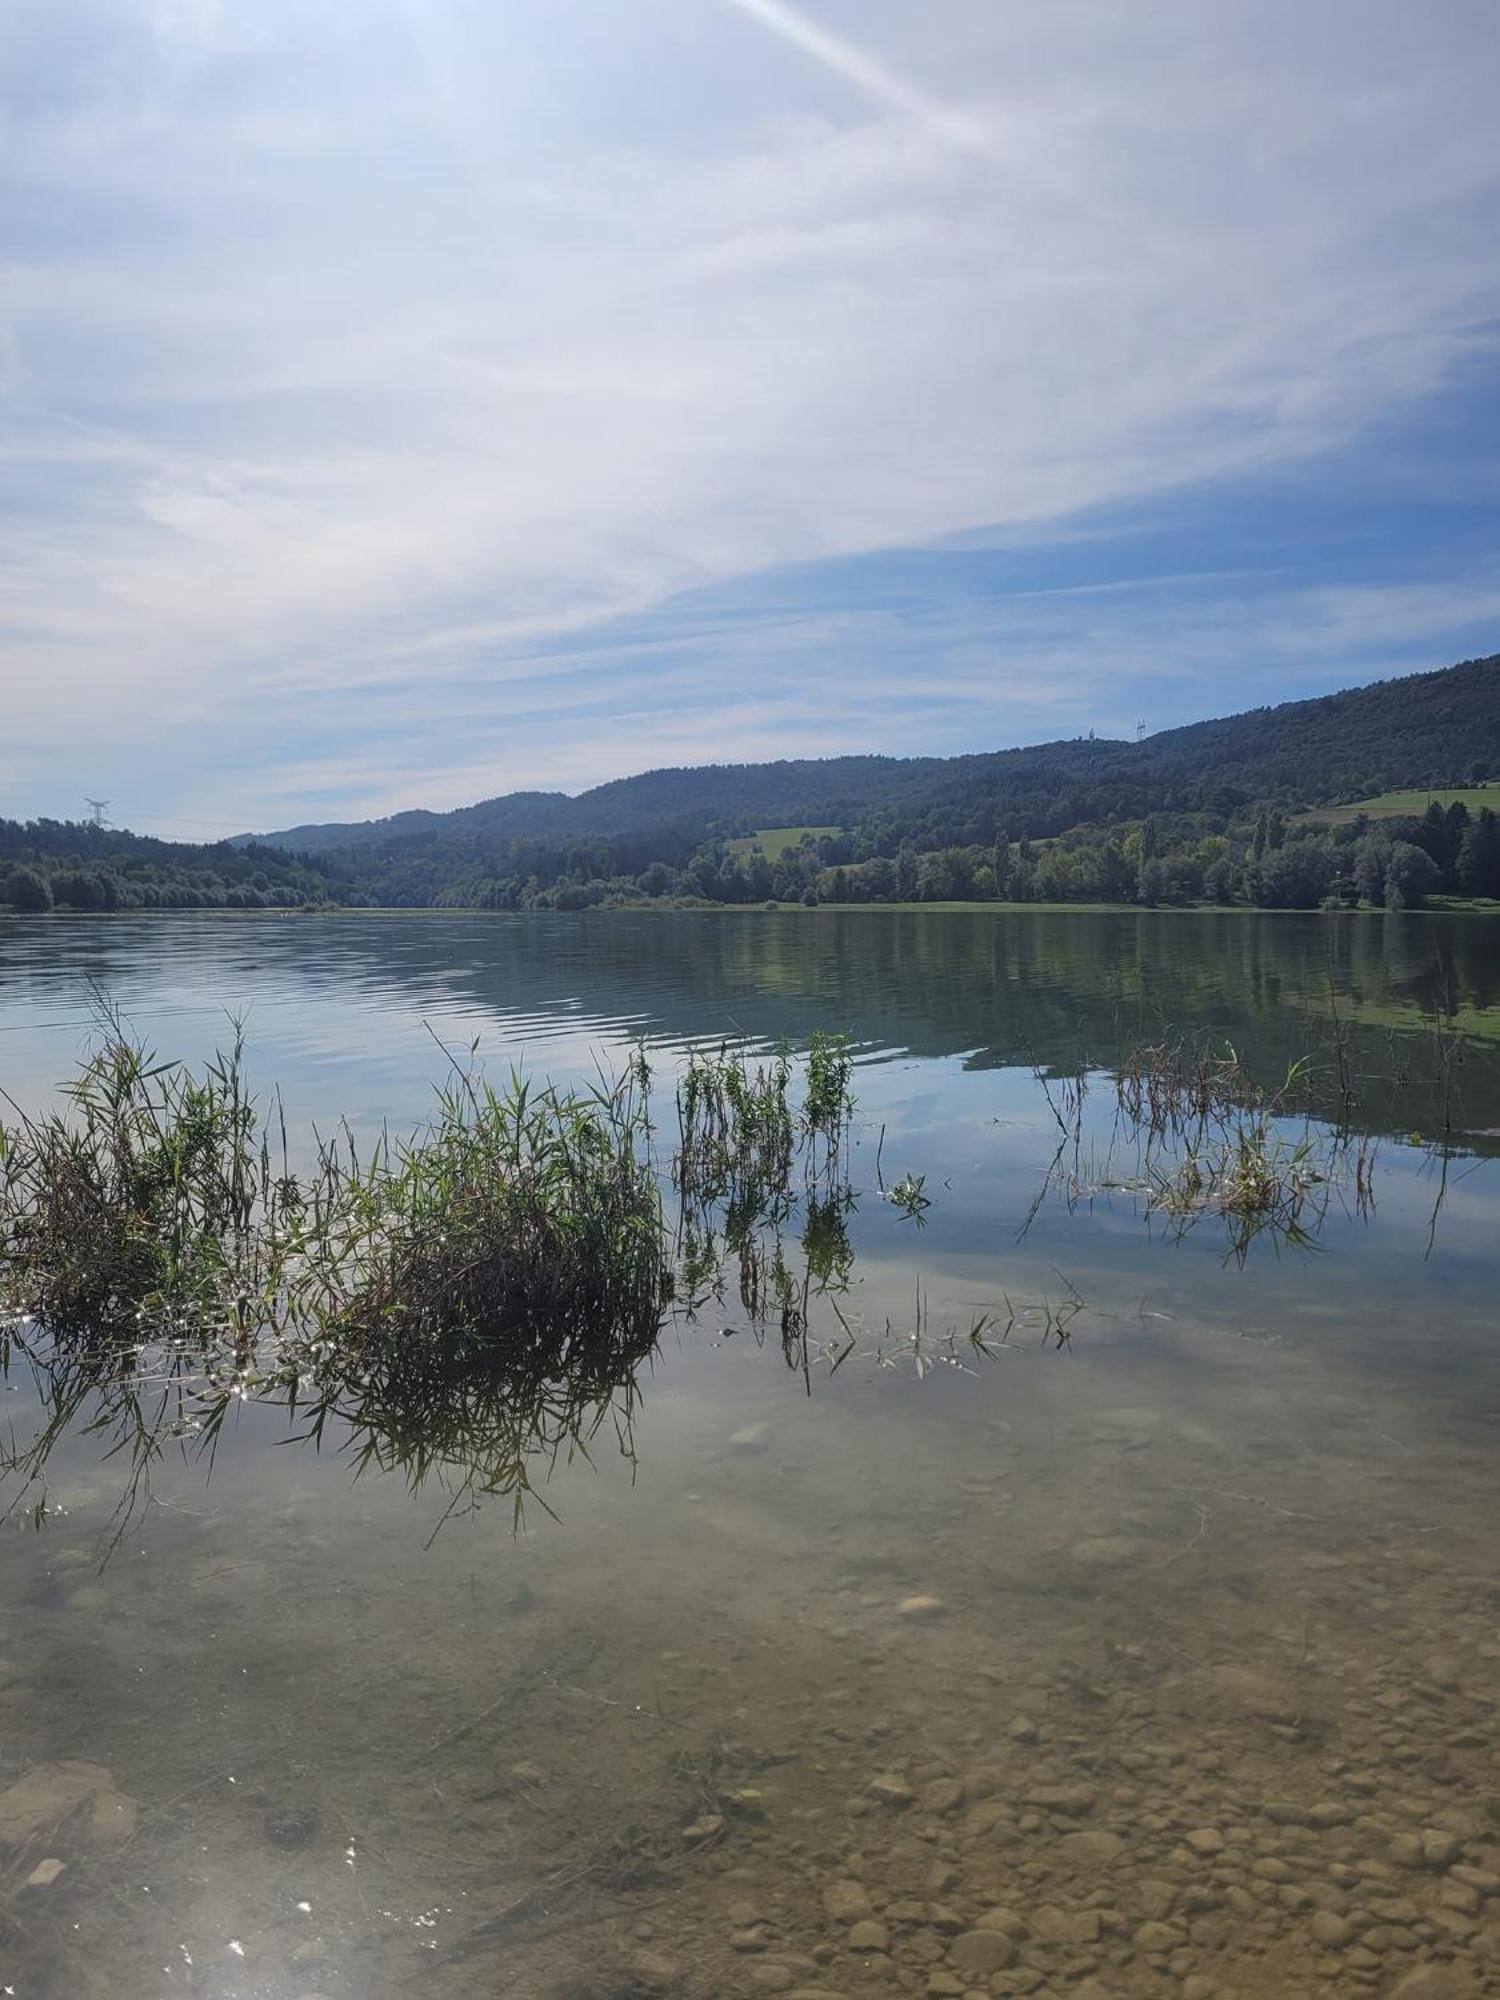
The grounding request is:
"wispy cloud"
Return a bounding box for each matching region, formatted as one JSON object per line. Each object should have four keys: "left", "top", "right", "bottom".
{"left": 720, "top": 0, "right": 997, "bottom": 157}
{"left": 2, "top": 1, "right": 1499, "bottom": 827}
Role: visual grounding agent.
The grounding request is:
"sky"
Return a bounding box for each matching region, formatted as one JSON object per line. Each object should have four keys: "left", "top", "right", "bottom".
{"left": 2, "top": 0, "right": 1499, "bottom": 837}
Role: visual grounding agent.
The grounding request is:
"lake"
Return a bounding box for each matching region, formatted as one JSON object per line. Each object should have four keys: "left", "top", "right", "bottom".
{"left": 1, "top": 908, "right": 1499, "bottom": 2000}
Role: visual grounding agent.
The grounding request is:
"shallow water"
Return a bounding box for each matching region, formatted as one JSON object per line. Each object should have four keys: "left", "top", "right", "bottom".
{"left": 2, "top": 909, "right": 1499, "bottom": 2000}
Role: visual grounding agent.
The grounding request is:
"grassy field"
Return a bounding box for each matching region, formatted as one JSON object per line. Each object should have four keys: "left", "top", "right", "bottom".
{"left": 1303, "top": 786, "right": 1499, "bottom": 825}
{"left": 726, "top": 824, "right": 842, "bottom": 862}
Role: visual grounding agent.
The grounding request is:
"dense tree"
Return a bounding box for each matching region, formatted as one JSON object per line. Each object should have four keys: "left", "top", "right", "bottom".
{"left": 2, "top": 865, "right": 53, "bottom": 911}
{"left": 1458, "top": 810, "right": 1500, "bottom": 899}
{"left": 1256, "top": 841, "right": 1337, "bottom": 909}
{"left": 1384, "top": 841, "right": 1440, "bottom": 910}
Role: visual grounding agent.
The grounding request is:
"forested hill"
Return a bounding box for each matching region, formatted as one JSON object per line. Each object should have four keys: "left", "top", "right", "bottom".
{"left": 261, "top": 651, "right": 1500, "bottom": 856}
{"left": 4, "top": 652, "right": 1499, "bottom": 914}
{"left": 0, "top": 821, "right": 351, "bottom": 912}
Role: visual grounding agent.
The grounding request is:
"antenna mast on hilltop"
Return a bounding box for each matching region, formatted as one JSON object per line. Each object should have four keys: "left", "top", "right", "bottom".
{"left": 85, "top": 797, "right": 110, "bottom": 828}
{"left": 1135, "top": 719, "right": 1147, "bottom": 741}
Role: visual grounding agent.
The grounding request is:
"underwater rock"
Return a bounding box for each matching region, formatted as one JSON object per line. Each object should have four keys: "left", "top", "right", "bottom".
{"left": 821, "top": 1880, "right": 872, "bottom": 1923}
{"left": 749, "top": 1968, "right": 797, "bottom": 1993}
{"left": 867, "top": 1773, "right": 914, "bottom": 1808}
{"left": 1202, "top": 1664, "right": 1302, "bottom": 1725}
{"left": 947, "top": 1930, "right": 1017, "bottom": 1976}
{"left": 1422, "top": 1827, "right": 1461, "bottom": 1869}
{"left": 1024, "top": 1783, "right": 1096, "bottom": 1816}
{"left": 24, "top": 1857, "right": 66, "bottom": 1889}
{"left": 623, "top": 1949, "right": 681, "bottom": 1991}
{"left": 1389, "top": 1969, "right": 1480, "bottom": 2000}
{"left": 1309, "top": 1911, "right": 1353, "bottom": 1948}
{"left": 0, "top": 1761, "right": 136, "bottom": 1850}
{"left": 895, "top": 1595, "right": 946, "bottom": 1621}
{"left": 1058, "top": 1829, "right": 1124, "bottom": 1866}
{"left": 264, "top": 1803, "right": 320, "bottom": 1849}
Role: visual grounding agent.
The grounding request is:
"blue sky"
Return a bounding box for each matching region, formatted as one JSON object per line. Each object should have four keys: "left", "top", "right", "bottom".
{"left": 2, "top": 0, "right": 1498, "bottom": 835}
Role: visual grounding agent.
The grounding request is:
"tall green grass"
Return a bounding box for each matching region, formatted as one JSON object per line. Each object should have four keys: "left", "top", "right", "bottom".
{"left": 0, "top": 1018, "right": 302, "bottom": 1341}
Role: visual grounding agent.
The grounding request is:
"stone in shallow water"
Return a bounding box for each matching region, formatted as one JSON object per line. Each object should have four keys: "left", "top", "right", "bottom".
{"left": 896, "top": 1595, "right": 947, "bottom": 1621}
{"left": 821, "top": 1881, "right": 872, "bottom": 1923}
{"left": 750, "top": 1969, "right": 796, "bottom": 1994}
{"left": 1058, "top": 1829, "right": 1124, "bottom": 1866}
{"left": 948, "top": 1930, "right": 1017, "bottom": 1975}
{"left": 24, "top": 1857, "right": 66, "bottom": 1889}
{"left": 1421, "top": 1827, "right": 1461, "bottom": 1869}
{"left": 867, "top": 1773, "right": 915, "bottom": 1808}
{"left": 264, "top": 1804, "right": 320, "bottom": 1849}
{"left": 1310, "top": 1911, "right": 1353, "bottom": 1948}
{"left": 0, "top": 1761, "right": 136, "bottom": 1849}
{"left": 1025, "top": 1783, "right": 1096, "bottom": 1815}
{"left": 1203, "top": 1665, "right": 1302, "bottom": 1724}
{"left": 1389, "top": 1969, "right": 1480, "bottom": 1999}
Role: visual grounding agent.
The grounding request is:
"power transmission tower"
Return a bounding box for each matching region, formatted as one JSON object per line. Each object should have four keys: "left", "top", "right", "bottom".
{"left": 1135, "top": 719, "right": 1147, "bottom": 741}
{"left": 85, "top": 797, "right": 110, "bottom": 828}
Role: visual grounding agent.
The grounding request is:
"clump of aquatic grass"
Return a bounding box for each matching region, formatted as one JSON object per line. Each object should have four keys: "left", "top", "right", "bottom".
{"left": 1, "top": 1019, "right": 872, "bottom": 1530}
{"left": 1144, "top": 1111, "right": 1334, "bottom": 1262}
{"left": 294, "top": 1058, "right": 671, "bottom": 1364}
{"left": 1114, "top": 1037, "right": 1273, "bottom": 1136}
{"left": 802, "top": 1030, "right": 855, "bottom": 1176}
{"left": 0, "top": 1016, "right": 301, "bottom": 1343}
{"left": 888, "top": 1171, "right": 931, "bottom": 1222}
{"left": 674, "top": 1033, "right": 856, "bottom": 1220}
{"left": 674, "top": 1043, "right": 795, "bottom": 1224}
{"left": 1020, "top": 1031, "right": 1387, "bottom": 1261}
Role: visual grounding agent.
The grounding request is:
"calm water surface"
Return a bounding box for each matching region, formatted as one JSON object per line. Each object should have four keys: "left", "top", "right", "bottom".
{"left": 1, "top": 910, "right": 1498, "bottom": 2000}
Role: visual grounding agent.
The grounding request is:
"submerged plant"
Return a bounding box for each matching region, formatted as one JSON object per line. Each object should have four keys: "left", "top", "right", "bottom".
{"left": 888, "top": 1171, "right": 931, "bottom": 1221}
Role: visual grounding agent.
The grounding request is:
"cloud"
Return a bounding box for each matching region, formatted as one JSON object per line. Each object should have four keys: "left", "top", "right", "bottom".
{"left": 720, "top": 0, "right": 997, "bottom": 157}
{"left": 2, "top": 0, "right": 1499, "bottom": 824}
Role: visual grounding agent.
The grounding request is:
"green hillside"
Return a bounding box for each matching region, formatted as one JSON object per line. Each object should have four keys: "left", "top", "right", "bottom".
{"left": 1305, "top": 786, "right": 1500, "bottom": 825}
{"left": 6, "top": 651, "right": 1500, "bottom": 914}
{"left": 727, "top": 826, "right": 842, "bottom": 862}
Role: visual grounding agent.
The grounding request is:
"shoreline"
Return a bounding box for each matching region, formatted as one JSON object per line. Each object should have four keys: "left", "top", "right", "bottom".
{"left": 4, "top": 898, "right": 1499, "bottom": 921}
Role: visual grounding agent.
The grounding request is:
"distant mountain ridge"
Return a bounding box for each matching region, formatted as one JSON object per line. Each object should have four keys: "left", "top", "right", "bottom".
{"left": 9, "top": 651, "right": 1500, "bottom": 915}
{"left": 255, "top": 652, "right": 1500, "bottom": 855}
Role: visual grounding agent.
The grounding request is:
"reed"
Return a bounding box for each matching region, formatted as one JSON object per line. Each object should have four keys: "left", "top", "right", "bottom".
{"left": 293, "top": 1060, "right": 670, "bottom": 1364}
{"left": 0, "top": 1016, "right": 302, "bottom": 1342}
